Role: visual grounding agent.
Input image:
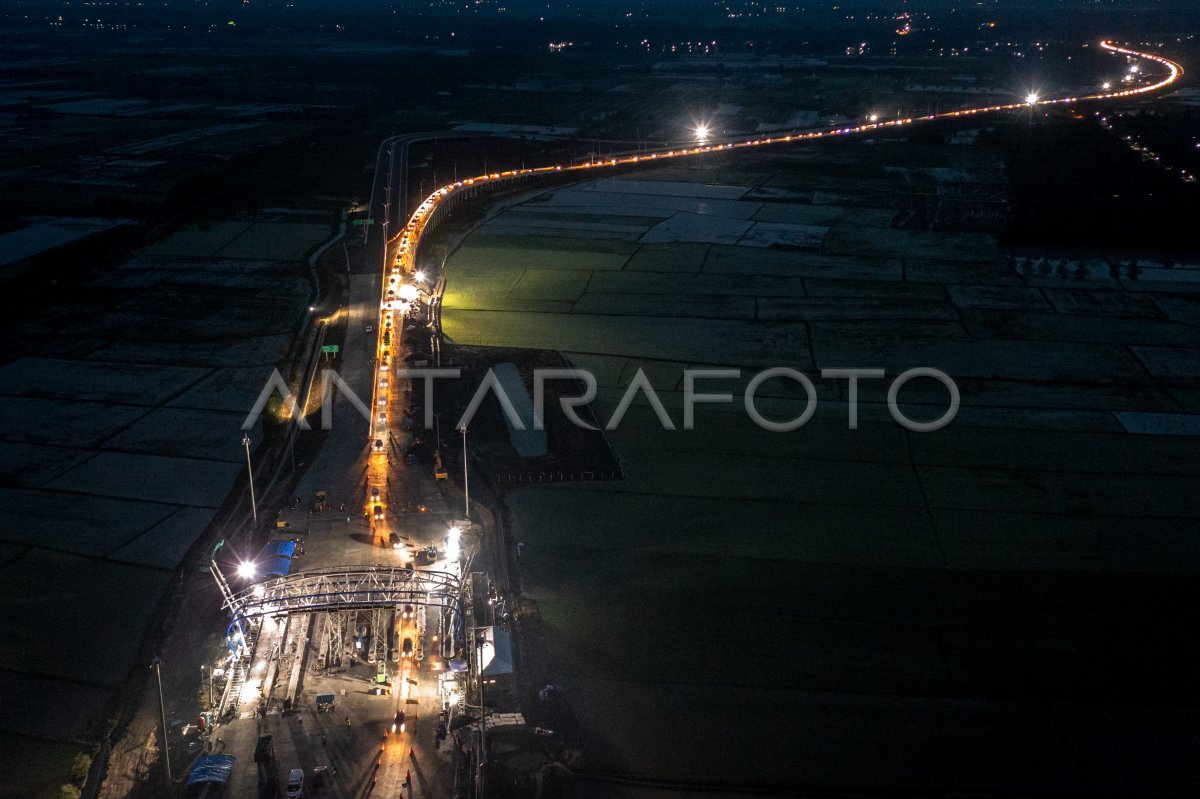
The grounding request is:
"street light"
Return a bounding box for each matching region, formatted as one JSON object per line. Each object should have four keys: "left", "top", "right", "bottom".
{"left": 241, "top": 434, "right": 257, "bottom": 530}
{"left": 151, "top": 656, "right": 171, "bottom": 782}
{"left": 1025, "top": 92, "right": 1039, "bottom": 105}
{"left": 1102, "top": 81, "right": 1111, "bottom": 90}
{"left": 459, "top": 426, "right": 469, "bottom": 518}
{"left": 693, "top": 124, "right": 709, "bottom": 141}
{"left": 236, "top": 561, "right": 257, "bottom": 581}
{"left": 868, "top": 113, "right": 878, "bottom": 123}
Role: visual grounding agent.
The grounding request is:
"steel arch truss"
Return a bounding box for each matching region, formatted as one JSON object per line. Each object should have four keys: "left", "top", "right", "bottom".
{"left": 230, "top": 566, "right": 461, "bottom": 619}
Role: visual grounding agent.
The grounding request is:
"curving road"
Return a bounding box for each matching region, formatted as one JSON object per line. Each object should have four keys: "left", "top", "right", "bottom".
{"left": 379, "top": 39, "right": 1182, "bottom": 275}
{"left": 365, "top": 38, "right": 1183, "bottom": 458}
{"left": 349, "top": 36, "right": 1185, "bottom": 797}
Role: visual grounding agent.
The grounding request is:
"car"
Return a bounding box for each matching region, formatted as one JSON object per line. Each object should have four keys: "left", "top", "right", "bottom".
{"left": 373, "top": 505, "right": 384, "bottom": 520}
{"left": 285, "top": 768, "right": 304, "bottom": 798}
{"left": 254, "top": 734, "right": 274, "bottom": 763}
{"left": 373, "top": 439, "right": 384, "bottom": 452}
{"left": 393, "top": 711, "right": 406, "bottom": 733}
{"left": 364, "top": 324, "right": 373, "bottom": 333}
{"left": 368, "top": 685, "right": 391, "bottom": 696}
{"left": 402, "top": 604, "right": 413, "bottom": 619}
{"left": 389, "top": 532, "right": 402, "bottom": 549}
{"left": 402, "top": 637, "right": 414, "bottom": 658}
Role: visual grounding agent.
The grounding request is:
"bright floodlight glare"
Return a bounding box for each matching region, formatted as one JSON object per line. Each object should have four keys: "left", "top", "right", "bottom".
{"left": 1026, "top": 92, "right": 1039, "bottom": 105}
{"left": 236, "top": 561, "right": 256, "bottom": 580}
{"left": 252, "top": 584, "right": 265, "bottom": 598}
{"left": 447, "top": 525, "right": 462, "bottom": 540}
{"left": 694, "top": 124, "right": 709, "bottom": 140}
{"left": 868, "top": 114, "right": 878, "bottom": 122}
{"left": 398, "top": 284, "right": 419, "bottom": 301}
{"left": 413, "top": 270, "right": 426, "bottom": 283}
{"left": 1102, "top": 81, "right": 1111, "bottom": 90}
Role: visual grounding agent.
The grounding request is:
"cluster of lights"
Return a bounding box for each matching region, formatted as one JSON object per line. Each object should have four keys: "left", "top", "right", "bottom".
{"left": 1099, "top": 114, "right": 1198, "bottom": 185}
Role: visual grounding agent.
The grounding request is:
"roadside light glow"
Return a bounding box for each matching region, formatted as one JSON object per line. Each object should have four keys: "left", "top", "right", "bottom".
{"left": 1025, "top": 92, "right": 1039, "bottom": 105}
{"left": 236, "top": 561, "right": 256, "bottom": 580}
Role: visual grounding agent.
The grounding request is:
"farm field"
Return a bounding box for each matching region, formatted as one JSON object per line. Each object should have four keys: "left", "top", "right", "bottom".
{"left": 441, "top": 146, "right": 1200, "bottom": 795}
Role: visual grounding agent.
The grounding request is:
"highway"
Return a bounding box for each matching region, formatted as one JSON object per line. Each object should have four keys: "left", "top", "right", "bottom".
{"left": 377, "top": 39, "right": 1182, "bottom": 281}
{"left": 351, "top": 37, "right": 1183, "bottom": 796}
{"left": 201, "top": 38, "right": 1182, "bottom": 799}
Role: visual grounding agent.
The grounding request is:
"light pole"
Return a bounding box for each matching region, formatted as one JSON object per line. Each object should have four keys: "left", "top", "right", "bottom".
{"left": 242, "top": 434, "right": 257, "bottom": 530}
{"left": 152, "top": 656, "right": 171, "bottom": 783}
{"left": 459, "top": 426, "right": 469, "bottom": 518}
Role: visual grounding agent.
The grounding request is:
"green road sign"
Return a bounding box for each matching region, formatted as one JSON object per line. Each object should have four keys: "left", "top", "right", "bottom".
{"left": 353, "top": 218, "right": 376, "bottom": 226}
{"left": 321, "top": 344, "right": 340, "bottom": 354}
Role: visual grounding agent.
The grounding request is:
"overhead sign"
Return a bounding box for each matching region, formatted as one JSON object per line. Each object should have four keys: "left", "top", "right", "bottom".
{"left": 321, "top": 345, "right": 340, "bottom": 354}
{"left": 353, "top": 218, "right": 376, "bottom": 226}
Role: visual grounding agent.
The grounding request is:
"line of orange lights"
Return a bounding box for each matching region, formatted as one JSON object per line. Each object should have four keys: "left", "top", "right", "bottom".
{"left": 384, "top": 40, "right": 1180, "bottom": 255}
{"left": 366, "top": 38, "right": 1183, "bottom": 482}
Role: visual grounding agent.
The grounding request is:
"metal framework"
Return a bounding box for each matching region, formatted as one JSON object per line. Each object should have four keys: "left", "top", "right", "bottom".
{"left": 229, "top": 566, "right": 461, "bottom": 619}
{"left": 368, "top": 607, "right": 389, "bottom": 663}
{"left": 321, "top": 610, "right": 345, "bottom": 668}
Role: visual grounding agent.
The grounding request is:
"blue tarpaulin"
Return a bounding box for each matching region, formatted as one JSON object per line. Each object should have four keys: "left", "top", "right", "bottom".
{"left": 187, "top": 754, "right": 236, "bottom": 785}
{"left": 261, "top": 540, "right": 296, "bottom": 577}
